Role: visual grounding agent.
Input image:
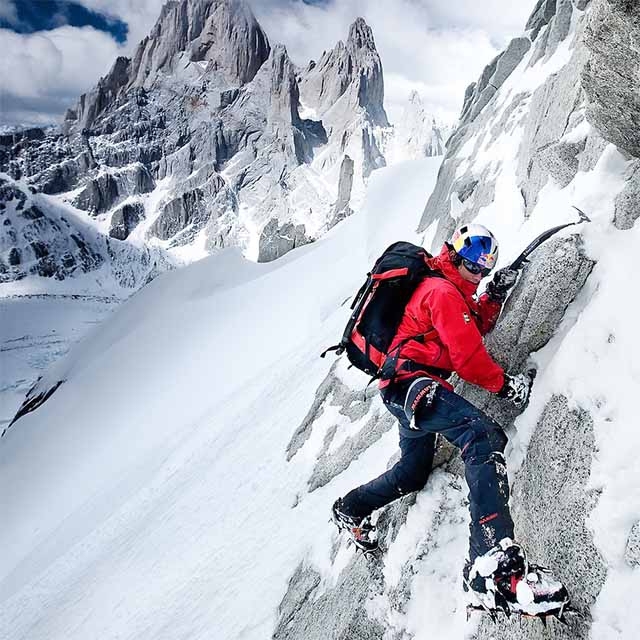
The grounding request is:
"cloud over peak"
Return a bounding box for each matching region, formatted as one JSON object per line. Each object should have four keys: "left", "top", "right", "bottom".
{"left": 0, "top": 0, "right": 533, "bottom": 127}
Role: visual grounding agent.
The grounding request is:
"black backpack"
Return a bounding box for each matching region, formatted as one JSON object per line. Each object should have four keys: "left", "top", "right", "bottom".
{"left": 322, "top": 241, "right": 440, "bottom": 378}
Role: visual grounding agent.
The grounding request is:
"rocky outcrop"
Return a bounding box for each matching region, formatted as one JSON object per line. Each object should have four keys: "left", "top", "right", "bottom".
{"left": 0, "top": 175, "right": 167, "bottom": 286}
{"left": 330, "top": 155, "right": 354, "bottom": 227}
{"left": 457, "top": 236, "right": 595, "bottom": 432}
{"left": 527, "top": 0, "right": 574, "bottom": 67}
{"left": 613, "top": 161, "right": 640, "bottom": 230}
{"left": 526, "top": 0, "right": 559, "bottom": 40}
{"left": 286, "top": 362, "right": 457, "bottom": 493}
{"left": 151, "top": 189, "right": 206, "bottom": 240}
{"left": 0, "top": 128, "right": 95, "bottom": 194}
{"left": 460, "top": 37, "right": 531, "bottom": 126}
{"left": 109, "top": 202, "right": 144, "bottom": 240}
{"left": 419, "top": 0, "right": 607, "bottom": 232}
{"left": 257, "top": 218, "right": 311, "bottom": 263}
{"left": 264, "top": 44, "right": 315, "bottom": 164}
{"left": 582, "top": 0, "right": 640, "bottom": 158}
{"left": 473, "top": 396, "right": 605, "bottom": 640}
{"left": 70, "top": 56, "right": 132, "bottom": 134}
{"left": 73, "top": 164, "right": 155, "bottom": 216}
{"left": 273, "top": 555, "right": 386, "bottom": 640}
{"left": 626, "top": 522, "right": 640, "bottom": 568}
{"left": 0, "top": 176, "right": 103, "bottom": 281}
{"left": 516, "top": 48, "right": 587, "bottom": 216}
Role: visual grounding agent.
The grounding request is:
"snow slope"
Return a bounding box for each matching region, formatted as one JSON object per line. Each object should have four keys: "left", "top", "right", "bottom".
{"left": 0, "top": 157, "right": 440, "bottom": 640}
{"left": 0, "top": 293, "right": 119, "bottom": 433}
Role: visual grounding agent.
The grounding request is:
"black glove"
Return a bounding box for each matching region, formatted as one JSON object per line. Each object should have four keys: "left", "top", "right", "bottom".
{"left": 497, "top": 370, "right": 535, "bottom": 408}
{"left": 486, "top": 267, "right": 519, "bottom": 303}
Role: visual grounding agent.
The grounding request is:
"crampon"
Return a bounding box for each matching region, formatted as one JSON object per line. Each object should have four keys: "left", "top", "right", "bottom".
{"left": 331, "top": 499, "right": 379, "bottom": 554}
{"left": 466, "top": 600, "right": 578, "bottom": 627}
{"left": 464, "top": 538, "right": 573, "bottom": 625}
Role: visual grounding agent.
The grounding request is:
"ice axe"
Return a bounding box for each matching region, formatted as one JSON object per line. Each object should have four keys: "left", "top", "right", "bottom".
{"left": 508, "top": 206, "right": 591, "bottom": 271}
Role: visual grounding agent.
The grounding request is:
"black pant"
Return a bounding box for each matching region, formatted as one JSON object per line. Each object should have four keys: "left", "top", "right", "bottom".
{"left": 341, "top": 378, "right": 514, "bottom": 560}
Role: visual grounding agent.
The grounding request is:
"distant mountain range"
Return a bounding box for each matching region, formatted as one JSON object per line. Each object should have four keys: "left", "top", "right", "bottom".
{"left": 0, "top": 0, "right": 449, "bottom": 287}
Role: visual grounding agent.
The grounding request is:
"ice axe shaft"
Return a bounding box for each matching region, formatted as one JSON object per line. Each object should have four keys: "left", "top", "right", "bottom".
{"left": 508, "top": 206, "right": 591, "bottom": 271}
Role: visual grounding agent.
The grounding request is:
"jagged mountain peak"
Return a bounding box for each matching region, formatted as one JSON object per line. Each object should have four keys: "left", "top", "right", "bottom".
{"left": 132, "top": 0, "right": 268, "bottom": 79}
{"left": 383, "top": 91, "right": 449, "bottom": 163}
{"left": 347, "top": 16, "right": 375, "bottom": 49}
{"left": 67, "top": 0, "right": 270, "bottom": 133}
{"left": 299, "top": 17, "right": 388, "bottom": 127}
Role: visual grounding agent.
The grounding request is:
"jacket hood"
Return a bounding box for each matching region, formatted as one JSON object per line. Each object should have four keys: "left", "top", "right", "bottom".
{"left": 428, "top": 244, "right": 479, "bottom": 300}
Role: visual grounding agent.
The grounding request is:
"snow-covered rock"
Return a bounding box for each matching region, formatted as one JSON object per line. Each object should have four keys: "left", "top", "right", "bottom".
{"left": 0, "top": 174, "right": 166, "bottom": 286}
{"left": 383, "top": 91, "right": 452, "bottom": 164}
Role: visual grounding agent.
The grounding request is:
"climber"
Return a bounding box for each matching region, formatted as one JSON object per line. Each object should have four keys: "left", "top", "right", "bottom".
{"left": 331, "top": 224, "right": 569, "bottom": 618}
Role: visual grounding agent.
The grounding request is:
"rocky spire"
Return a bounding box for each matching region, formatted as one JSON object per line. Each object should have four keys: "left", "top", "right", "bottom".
{"left": 69, "top": 0, "right": 270, "bottom": 133}
{"left": 385, "top": 91, "right": 448, "bottom": 163}
{"left": 129, "top": 0, "right": 270, "bottom": 88}
{"left": 299, "top": 17, "right": 389, "bottom": 127}
{"left": 267, "top": 45, "right": 303, "bottom": 132}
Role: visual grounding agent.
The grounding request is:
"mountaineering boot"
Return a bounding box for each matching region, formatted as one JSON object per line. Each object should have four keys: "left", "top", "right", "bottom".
{"left": 464, "top": 538, "right": 570, "bottom": 618}
{"left": 331, "top": 498, "right": 378, "bottom": 553}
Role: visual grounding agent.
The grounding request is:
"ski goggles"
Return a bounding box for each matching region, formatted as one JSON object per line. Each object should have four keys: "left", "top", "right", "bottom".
{"left": 461, "top": 258, "right": 492, "bottom": 277}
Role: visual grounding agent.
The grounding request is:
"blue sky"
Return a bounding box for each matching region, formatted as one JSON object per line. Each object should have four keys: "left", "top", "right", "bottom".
{"left": 0, "top": 0, "right": 532, "bottom": 127}
{"left": 0, "top": 1, "right": 128, "bottom": 42}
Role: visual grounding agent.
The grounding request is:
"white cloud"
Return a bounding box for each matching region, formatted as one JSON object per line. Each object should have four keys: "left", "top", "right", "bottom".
{"left": 72, "top": 0, "right": 165, "bottom": 51}
{"left": 0, "top": 26, "right": 121, "bottom": 126}
{"left": 0, "top": 1, "right": 165, "bottom": 126}
{"left": 425, "top": 0, "right": 534, "bottom": 44}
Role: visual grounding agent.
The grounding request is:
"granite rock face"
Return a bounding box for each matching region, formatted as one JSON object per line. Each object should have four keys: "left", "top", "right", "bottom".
{"left": 0, "top": 128, "right": 96, "bottom": 195}
{"left": 0, "top": 176, "right": 102, "bottom": 281}
{"left": 625, "top": 521, "right": 640, "bottom": 568}
{"left": 528, "top": 0, "right": 574, "bottom": 67}
{"left": 73, "top": 164, "right": 155, "bottom": 216}
{"left": 472, "top": 397, "right": 605, "bottom": 640}
{"left": 298, "top": 17, "right": 389, "bottom": 189}
{"left": 419, "top": 0, "right": 607, "bottom": 234}
{"left": 460, "top": 37, "right": 531, "bottom": 126}
{"left": 526, "top": 0, "right": 559, "bottom": 40}
{"left": 109, "top": 202, "right": 145, "bottom": 240}
{"left": 613, "top": 161, "right": 640, "bottom": 230}
{"left": 582, "top": 0, "right": 640, "bottom": 158}
{"left": 299, "top": 18, "right": 388, "bottom": 128}
{"left": 273, "top": 556, "right": 386, "bottom": 640}
{"left": 72, "top": 0, "right": 271, "bottom": 132}
{"left": 257, "top": 218, "right": 311, "bottom": 263}
{"left": 330, "top": 154, "right": 355, "bottom": 227}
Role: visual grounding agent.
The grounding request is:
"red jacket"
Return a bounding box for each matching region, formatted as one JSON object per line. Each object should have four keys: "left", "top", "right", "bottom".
{"left": 384, "top": 245, "right": 505, "bottom": 393}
